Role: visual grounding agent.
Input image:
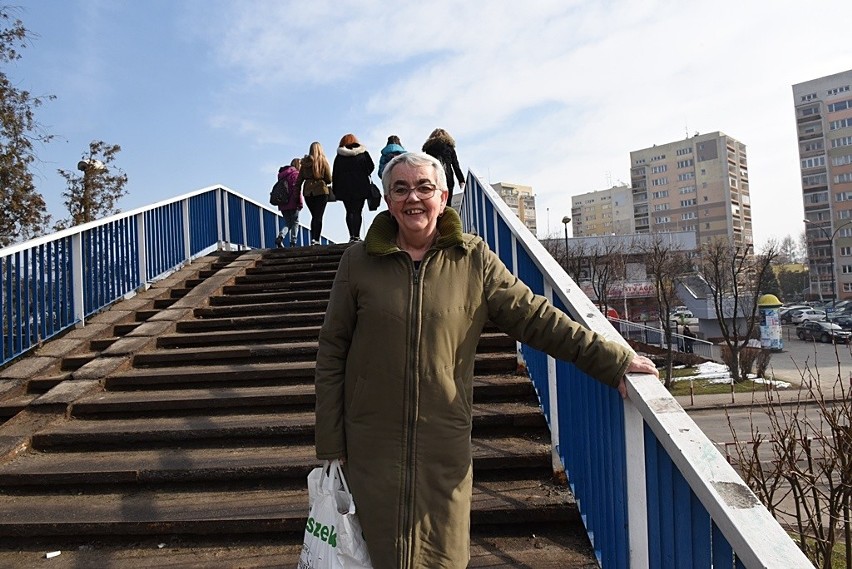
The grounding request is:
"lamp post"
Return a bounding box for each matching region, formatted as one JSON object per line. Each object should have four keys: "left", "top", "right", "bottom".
{"left": 803, "top": 218, "right": 852, "bottom": 308}
{"left": 562, "top": 216, "right": 571, "bottom": 253}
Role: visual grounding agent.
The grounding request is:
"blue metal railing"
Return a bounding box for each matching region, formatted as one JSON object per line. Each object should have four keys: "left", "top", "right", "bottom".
{"left": 459, "top": 172, "right": 812, "bottom": 568}
{"left": 0, "top": 185, "right": 323, "bottom": 367}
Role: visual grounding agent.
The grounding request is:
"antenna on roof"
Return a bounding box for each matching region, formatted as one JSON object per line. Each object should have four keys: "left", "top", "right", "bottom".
{"left": 606, "top": 171, "right": 612, "bottom": 187}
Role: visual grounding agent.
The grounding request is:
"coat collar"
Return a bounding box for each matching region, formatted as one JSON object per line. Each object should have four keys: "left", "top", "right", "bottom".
{"left": 337, "top": 144, "right": 367, "bottom": 157}
{"left": 365, "top": 208, "right": 466, "bottom": 256}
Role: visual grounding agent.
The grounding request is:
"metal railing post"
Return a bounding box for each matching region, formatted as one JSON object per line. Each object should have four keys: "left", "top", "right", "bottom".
{"left": 71, "top": 233, "right": 85, "bottom": 325}
{"left": 136, "top": 212, "right": 148, "bottom": 289}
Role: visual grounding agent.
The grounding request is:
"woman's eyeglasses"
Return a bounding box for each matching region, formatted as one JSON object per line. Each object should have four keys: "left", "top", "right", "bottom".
{"left": 388, "top": 183, "right": 438, "bottom": 202}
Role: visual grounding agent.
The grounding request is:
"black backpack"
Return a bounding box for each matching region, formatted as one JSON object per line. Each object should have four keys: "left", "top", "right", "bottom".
{"left": 269, "top": 178, "right": 290, "bottom": 206}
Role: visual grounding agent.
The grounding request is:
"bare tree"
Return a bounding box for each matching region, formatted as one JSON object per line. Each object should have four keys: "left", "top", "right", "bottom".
{"left": 0, "top": 7, "right": 54, "bottom": 246}
{"left": 56, "top": 140, "right": 128, "bottom": 229}
{"left": 642, "top": 236, "right": 692, "bottom": 387}
{"left": 697, "top": 240, "right": 778, "bottom": 383}
{"left": 587, "top": 236, "right": 624, "bottom": 315}
{"left": 729, "top": 368, "right": 852, "bottom": 568}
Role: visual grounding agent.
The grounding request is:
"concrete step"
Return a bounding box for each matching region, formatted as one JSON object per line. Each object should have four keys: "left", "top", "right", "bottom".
{"left": 71, "top": 374, "right": 534, "bottom": 416}
{"left": 235, "top": 269, "right": 337, "bottom": 285}
{"left": 0, "top": 477, "right": 574, "bottom": 538}
{"left": 130, "top": 343, "right": 517, "bottom": 373}
{"left": 222, "top": 279, "right": 333, "bottom": 294}
{"left": 106, "top": 361, "right": 315, "bottom": 390}
{"left": 0, "top": 522, "right": 596, "bottom": 569}
{"left": 192, "top": 299, "right": 328, "bottom": 318}
{"left": 175, "top": 312, "right": 326, "bottom": 333}
{"left": 0, "top": 433, "right": 550, "bottom": 486}
{"left": 208, "top": 289, "right": 331, "bottom": 306}
{"left": 156, "top": 326, "right": 322, "bottom": 348}
{"left": 244, "top": 261, "right": 341, "bottom": 276}
{"left": 30, "top": 401, "right": 545, "bottom": 450}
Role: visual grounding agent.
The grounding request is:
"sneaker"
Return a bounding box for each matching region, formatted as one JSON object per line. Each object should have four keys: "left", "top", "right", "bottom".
{"left": 289, "top": 233, "right": 297, "bottom": 247}
{"left": 311, "top": 239, "right": 320, "bottom": 246}
{"left": 349, "top": 236, "right": 361, "bottom": 243}
{"left": 275, "top": 235, "right": 284, "bottom": 248}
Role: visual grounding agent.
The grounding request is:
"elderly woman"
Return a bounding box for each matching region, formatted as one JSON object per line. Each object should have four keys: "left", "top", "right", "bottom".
{"left": 314, "top": 152, "right": 658, "bottom": 568}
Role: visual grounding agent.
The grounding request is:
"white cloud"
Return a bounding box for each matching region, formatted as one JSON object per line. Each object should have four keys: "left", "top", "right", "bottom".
{"left": 190, "top": 0, "right": 852, "bottom": 245}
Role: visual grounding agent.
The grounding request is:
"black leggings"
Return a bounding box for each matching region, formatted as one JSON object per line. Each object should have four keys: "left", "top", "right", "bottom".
{"left": 304, "top": 194, "right": 328, "bottom": 241}
{"left": 343, "top": 198, "right": 366, "bottom": 240}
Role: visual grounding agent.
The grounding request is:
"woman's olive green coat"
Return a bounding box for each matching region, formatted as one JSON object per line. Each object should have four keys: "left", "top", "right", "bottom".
{"left": 314, "top": 209, "right": 633, "bottom": 569}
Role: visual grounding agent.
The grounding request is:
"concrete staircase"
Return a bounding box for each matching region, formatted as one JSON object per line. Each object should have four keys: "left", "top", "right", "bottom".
{"left": 0, "top": 245, "right": 598, "bottom": 568}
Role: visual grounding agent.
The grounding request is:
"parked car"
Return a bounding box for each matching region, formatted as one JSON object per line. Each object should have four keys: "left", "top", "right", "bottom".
{"left": 669, "top": 310, "right": 698, "bottom": 327}
{"left": 780, "top": 305, "right": 809, "bottom": 324}
{"left": 829, "top": 315, "right": 852, "bottom": 331}
{"left": 791, "top": 309, "right": 827, "bottom": 324}
{"left": 796, "top": 321, "right": 852, "bottom": 343}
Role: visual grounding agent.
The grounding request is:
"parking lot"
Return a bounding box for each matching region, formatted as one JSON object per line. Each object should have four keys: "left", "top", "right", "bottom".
{"left": 765, "top": 324, "right": 852, "bottom": 391}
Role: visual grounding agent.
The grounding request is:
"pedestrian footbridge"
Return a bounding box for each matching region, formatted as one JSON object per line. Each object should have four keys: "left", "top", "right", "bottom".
{"left": 0, "top": 173, "right": 812, "bottom": 567}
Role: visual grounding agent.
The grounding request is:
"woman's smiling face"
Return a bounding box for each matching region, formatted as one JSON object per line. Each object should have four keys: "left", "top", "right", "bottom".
{"left": 386, "top": 163, "right": 447, "bottom": 241}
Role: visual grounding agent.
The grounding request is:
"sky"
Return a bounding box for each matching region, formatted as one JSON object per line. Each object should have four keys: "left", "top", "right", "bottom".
{"left": 10, "top": 0, "right": 852, "bottom": 246}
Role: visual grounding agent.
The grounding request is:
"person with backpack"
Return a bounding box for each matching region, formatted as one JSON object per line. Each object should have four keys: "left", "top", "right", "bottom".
{"left": 273, "top": 158, "right": 303, "bottom": 247}
{"left": 422, "top": 128, "right": 465, "bottom": 208}
{"left": 377, "top": 135, "right": 406, "bottom": 178}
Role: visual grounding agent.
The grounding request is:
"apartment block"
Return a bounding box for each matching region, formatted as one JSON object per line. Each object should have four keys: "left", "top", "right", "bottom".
{"left": 629, "top": 132, "right": 752, "bottom": 248}
{"left": 793, "top": 69, "right": 852, "bottom": 301}
{"left": 570, "top": 184, "right": 635, "bottom": 237}
{"left": 491, "top": 182, "right": 537, "bottom": 234}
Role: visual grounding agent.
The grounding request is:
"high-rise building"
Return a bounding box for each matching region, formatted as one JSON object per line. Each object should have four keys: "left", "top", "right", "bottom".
{"left": 491, "top": 182, "right": 537, "bottom": 234}
{"left": 629, "top": 132, "right": 752, "bottom": 248}
{"left": 570, "top": 184, "right": 635, "bottom": 237}
{"left": 793, "top": 69, "right": 852, "bottom": 302}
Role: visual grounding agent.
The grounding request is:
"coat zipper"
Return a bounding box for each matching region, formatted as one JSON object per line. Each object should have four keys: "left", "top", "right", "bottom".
{"left": 400, "top": 252, "right": 431, "bottom": 568}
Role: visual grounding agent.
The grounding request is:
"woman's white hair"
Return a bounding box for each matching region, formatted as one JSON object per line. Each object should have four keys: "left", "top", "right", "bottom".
{"left": 380, "top": 151, "right": 447, "bottom": 195}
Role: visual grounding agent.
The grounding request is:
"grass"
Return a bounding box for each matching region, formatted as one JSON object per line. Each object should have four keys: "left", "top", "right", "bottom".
{"left": 662, "top": 366, "right": 795, "bottom": 396}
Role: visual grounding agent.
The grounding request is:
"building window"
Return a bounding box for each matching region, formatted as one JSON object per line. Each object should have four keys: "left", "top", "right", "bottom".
{"left": 676, "top": 159, "right": 694, "bottom": 168}
{"left": 833, "top": 154, "right": 852, "bottom": 167}
{"left": 651, "top": 154, "right": 666, "bottom": 161}
{"left": 845, "top": 283, "right": 852, "bottom": 292}
{"left": 651, "top": 177, "right": 668, "bottom": 186}
{"left": 679, "top": 185, "right": 696, "bottom": 194}
{"left": 651, "top": 190, "right": 669, "bottom": 198}
{"left": 802, "top": 156, "right": 826, "bottom": 169}
{"left": 830, "top": 118, "right": 852, "bottom": 131}
{"left": 832, "top": 136, "right": 852, "bottom": 149}
{"left": 842, "top": 247, "right": 852, "bottom": 256}
{"left": 653, "top": 204, "right": 669, "bottom": 211}
{"left": 803, "top": 174, "right": 828, "bottom": 187}
{"left": 681, "top": 212, "right": 697, "bottom": 220}
{"left": 655, "top": 216, "right": 671, "bottom": 223}
{"left": 842, "top": 265, "right": 852, "bottom": 275}
{"left": 651, "top": 165, "right": 667, "bottom": 173}
{"left": 839, "top": 210, "right": 852, "bottom": 220}
{"left": 837, "top": 192, "right": 852, "bottom": 202}
{"left": 842, "top": 228, "right": 852, "bottom": 237}
{"left": 680, "top": 199, "right": 696, "bottom": 207}
{"left": 676, "top": 147, "right": 693, "bottom": 156}
{"left": 828, "top": 98, "right": 852, "bottom": 112}
{"left": 835, "top": 172, "right": 852, "bottom": 184}
{"left": 806, "top": 192, "right": 828, "bottom": 204}
{"left": 678, "top": 172, "right": 695, "bottom": 181}
{"left": 803, "top": 141, "right": 824, "bottom": 152}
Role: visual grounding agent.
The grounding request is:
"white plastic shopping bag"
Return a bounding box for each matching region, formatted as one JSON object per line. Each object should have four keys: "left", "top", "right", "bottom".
{"left": 297, "top": 459, "right": 373, "bottom": 569}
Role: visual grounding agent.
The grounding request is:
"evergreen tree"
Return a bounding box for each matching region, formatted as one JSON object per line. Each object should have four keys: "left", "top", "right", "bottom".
{"left": 0, "top": 7, "right": 54, "bottom": 246}
{"left": 56, "top": 140, "right": 127, "bottom": 228}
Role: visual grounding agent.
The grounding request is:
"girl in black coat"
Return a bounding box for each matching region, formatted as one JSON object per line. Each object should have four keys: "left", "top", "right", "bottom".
{"left": 332, "top": 133, "right": 375, "bottom": 242}
{"left": 422, "top": 128, "right": 464, "bottom": 206}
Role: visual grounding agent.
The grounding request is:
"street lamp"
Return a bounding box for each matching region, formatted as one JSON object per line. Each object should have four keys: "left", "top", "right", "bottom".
{"left": 803, "top": 218, "right": 852, "bottom": 308}
{"left": 562, "top": 216, "right": 571, "bottom": 253}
